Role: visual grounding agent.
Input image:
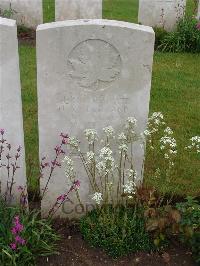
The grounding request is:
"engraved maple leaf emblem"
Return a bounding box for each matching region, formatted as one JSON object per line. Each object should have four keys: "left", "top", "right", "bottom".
{"left": 67, "top": 39, "right": 121, "bottom": 91}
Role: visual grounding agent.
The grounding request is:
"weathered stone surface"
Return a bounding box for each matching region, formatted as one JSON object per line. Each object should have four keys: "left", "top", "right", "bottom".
{"left": 138, "top": 0, "right": 186, "bottom": 31}
{"left": 37, "top": 19, "right": 155, "bottom": 218}
{"left": 0, "top": 0, "right": 43, "bottom": 28}
{"left": 55, "top": 0, "right": 102, "bottom": 20}
{"left": 0, "top": 17, "right": 27, "bottom": 204}
{"left": 197, "top": 0, "right": 200, "bottom": 19}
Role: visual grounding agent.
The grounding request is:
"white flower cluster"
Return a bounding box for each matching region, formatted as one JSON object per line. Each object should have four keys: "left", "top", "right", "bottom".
{"left": 118, "top": 132, "right": 127, "bottom": 142}
{"left": 125, "top": 117, "right": 137, "bottom": 142}
{"left": 123, "top": 169, "right": 137, "bottom": 198}
{"left": 68, "top": 137, "right": 79, "bottom": 150}
{"left": 123, "top": 180, "right": 136, "bottom": 198}
{"left": 148, "top": 112, "right": 164, "bottom": 125}
{"left": 160, "top": 131, "right": 177, "bottom": 161}
{"left": 62, "top": 156, "right": 74, "bottom": 178}
{"left": 164, "top": 127, "right": 173, "bottom": 135}
{"left": 91, "top": 192, "right": 103, "bottom": 205}
{"left": 185, "top": 136, "right": 200, "bottom": 153}
{"left": 125, "top": 169, "right": 137, "bottom": 179}
{"left": 96, "top": 146, "right": 115, "bottom": 175}
{"left": 118, "top": 132, "right": 128, "bottom": 153}
{"left": 86, "top": 151, "right": 95, "bottom": 165}
{"left": 103, "top": 126, "right": 114, "bottom": 138}
{"left": 143, "top": 112, "right": 165, "bottom": 138}
{"left": 126, "top": 117, "right": 137, "bottom": 127}
{"left": 84, "top": 129, "right": 98, "bottom": 144}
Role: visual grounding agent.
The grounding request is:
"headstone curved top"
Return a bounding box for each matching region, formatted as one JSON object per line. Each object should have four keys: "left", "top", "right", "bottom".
{"left": 37, "top": 19, "right": 155, "bottom": 218}
{"left": 55, "top": 0, "right": 102, "bottom": 21}
{"left": 0, "top": 0, "right": 43, "bottom": 28}
{"left": 0, "top": 17, "right": 27, "bottom": 205}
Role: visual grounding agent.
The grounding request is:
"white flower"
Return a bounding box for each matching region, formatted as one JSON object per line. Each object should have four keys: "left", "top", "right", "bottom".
{"left": 149, "top": 112, "right": 164, "bottom": 121}
{"left": 84, "top": 129, "right": 98, "bottom": 144}
{"left": 97, "top": 147, "right": 115, "bottom": 175}
{"left": 185, "top": 136, "right": 200, "bottom": 153}
{"left": 164, "top": 127, "right": 173, "bottom": 135}
{"left": 123, "top": 180, "right": 136, "bottom": 195}
{"left": 91, "top": 192, "right": 103, "bottom": 205}
{"left": 164, "top": 153, "right": 169, "bottom": 159}
{"left": 103, "top": 126, "right": 114, "bottom": 137}
{"left": 160, "top": 135, "right": 177, "bottom": 161}
{"left": 143, "top": 130, "right": 151, "bottom": 136}
{"left": 126, "top": 117, "right": 137, "bottom": 127}
{"left": 62, "top": 156, "right": 74, "bottom": 178}
{"left": 125, "top": 169, "right": 137, "bottom": 179}
{"left": 118, "top": 132, "right": 127, "bottom": 142}
{"left": 86, "top": 151, "right": 95, "bottom": 164}
{"left": 99, "top": 147, "right": 113, "bottom": 159}
{"left": 118, "top": 143, "right": 128, "bottom": 153}
{"left": 68, "top": 137, "right": 79, "bottom": 149}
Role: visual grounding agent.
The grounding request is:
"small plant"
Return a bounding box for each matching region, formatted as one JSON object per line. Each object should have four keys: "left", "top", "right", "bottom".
{"left": 0, "top": 129, "right": 28, "bottom": 206}
{"left": 80, "top": 206, "right": 153, "bottom": 258}
{"left": 158, "top": 16, "right": 200, "bottom": 53}
{"left": 176, "top": 197, "right": 200, "bottom": 263}
{"left": 0, "top": 198, "right": 59, "bottom": 265}
{"left": 60, "top": 112, "right": 199, "bottom": 257}
{"left": 0, "top": 3, "right": 16, "bottom": 19}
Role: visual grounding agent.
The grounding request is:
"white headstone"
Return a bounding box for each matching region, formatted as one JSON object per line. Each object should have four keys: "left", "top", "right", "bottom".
{"left": 197, "top": 0, "right": 200, "bottom": 20}
{"left": 138, "top": 0, "right": 186, "bottom": 31}
{"left": 55, "top": 0, "right": 102, "bottom": 21}
{"left": 37, "top": 19, "right": 155, "bottom": 218}
{"left": 0, "top": 0, "right": 43, "bottom": 28}
{"left": 0, "top": 17, "right": 27, "bottom": 205}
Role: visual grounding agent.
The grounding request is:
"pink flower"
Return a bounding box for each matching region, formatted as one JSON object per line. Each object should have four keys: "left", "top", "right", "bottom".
{"left": 15, "top": 235, "right": 26, "bottom": 245}
{"left": 57, "top": 194, "right": 66, "bottom": 202}
{"left": 0, "top": 128, "right": 5, "bottom": 135}
{"left": 11, "top": 227, "right": 17, "bottom": 235}
{"left": 60, "top": 133, "right": 69, "bottom": 139}
{"left": 10, "top": 243, "right": 17, "bottom": 250}
{"left": 196, "top": 22, "right": 200, "bottom": 30}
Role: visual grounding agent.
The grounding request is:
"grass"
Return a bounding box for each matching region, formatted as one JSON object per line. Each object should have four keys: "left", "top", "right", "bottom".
{"left": 43, "top": 0, "right": 55, "bottom": 23}
{"left": 19, "top": 0, "right": 200, "bottom": 196}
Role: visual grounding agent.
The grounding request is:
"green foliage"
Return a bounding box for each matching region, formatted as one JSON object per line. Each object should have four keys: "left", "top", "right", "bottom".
{"left": 43, "top": 0, "right": 55, "bottom": 23}
{"left": 80, "top": 206, "right": 154, "bottom": 258}
{"left": 154, "top": 27, "right": 169, "bottom": 50}
{"left": 0, "top": 199, "right": 59, "bottom": 266}
{"left": 0, "top": 4, "right": 16, "bottom": 19}
{"left": 158, "top": 17, "right": 200, "bottom": 53}
{"left": 176, "top": 197, "right": 200, "bottom": 263}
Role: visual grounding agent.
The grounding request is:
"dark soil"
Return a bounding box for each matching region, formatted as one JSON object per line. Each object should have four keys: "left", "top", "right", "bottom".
{"left": 18, "top": 27, "right": 36, "bottom": 46}
{"left": 37, "top": 219, "right": 196, "bottom": 266}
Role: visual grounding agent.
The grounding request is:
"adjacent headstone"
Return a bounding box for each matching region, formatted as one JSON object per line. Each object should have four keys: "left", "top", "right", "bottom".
{"left": 0, "top": 17, "right": 27, "bottom": 205}
{"left": 0, "top": 0, "right": 43, "bottom": 28}
{"left": 138, "top": 0, "right": 186, "bottom": 31}
{"left": 197, "top": 0, "right": 200, "bottom": 20}
{"left": 55, "top": 0, "right": 102, "bottom": 21}
{"left": 37, "top": 19, "right": 155, "bottom": 218}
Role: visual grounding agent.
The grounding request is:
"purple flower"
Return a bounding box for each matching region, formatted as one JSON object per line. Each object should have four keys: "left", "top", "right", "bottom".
{"left": 57, "top": 194, "right": 66, "bottom": 202}
{"left": 10, "top": 243, "right": 17, "bottom": 250}
{"left": 11, "top": 227, "right": 17, "bottom": 235}
{"left": 0, "top": 128, "right": 5, "bottom": 135}
{"left": 10, "top": 216, "right": 26, "bottom": 251}
{"left": 15, "top": 235, "right": 26, "bottom": 245}
{"left": 60, "top": 133, "right": 69, "bottom": 139}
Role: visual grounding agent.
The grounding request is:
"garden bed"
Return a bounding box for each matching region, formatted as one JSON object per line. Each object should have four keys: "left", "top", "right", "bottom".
{"left": 37, "top": 220, "right": 195, "bottom": 266}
